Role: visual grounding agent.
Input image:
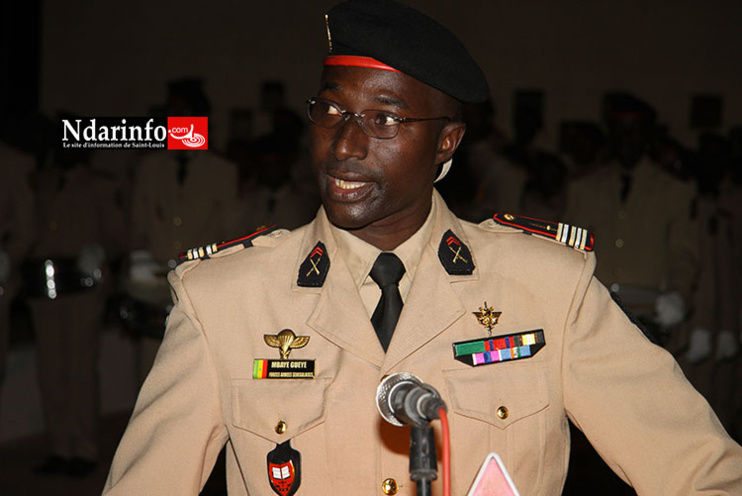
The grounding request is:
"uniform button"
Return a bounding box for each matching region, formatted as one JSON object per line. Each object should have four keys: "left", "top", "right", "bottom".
{"left": 275, "top": 421, "right": 287, "bottom": 435}
{"left": 381, "top": 478, "right": 398, "bottom": 495}
{"left": 173, "top": 241, "right": 181, "bottom": 250}
{"left": 497, "top": 406, "right": 509, "bottom": 420}
{"left": 615, "top": 238, "right": 624, "bottom": 248}
{"left": 614, "top": 268, "right": 623, "bottom": 277}
{"left": 618, "top": 210, "right": 627, "bottom": 220}
{"left": 173, "top": 216, "right": 182, "bottom": 226}
{"left": 49, "top": 220, "right": 58, "bottom": 231}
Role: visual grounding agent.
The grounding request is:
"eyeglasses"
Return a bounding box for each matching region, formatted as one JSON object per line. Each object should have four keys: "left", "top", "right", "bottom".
{"left": 306, "top": 97, "right": 452, "bottom": 140}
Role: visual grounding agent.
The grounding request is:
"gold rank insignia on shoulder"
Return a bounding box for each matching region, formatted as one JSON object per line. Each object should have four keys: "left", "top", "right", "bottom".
{"left": 254, "top": 329, "right": 315, "bottom": 379}
{"left": 473, "top": 302, "right": 501, "bottom": 336}
{"left": 177, "top": 225, "right": 278, "bottom": 263}
{"left": 492, "top": 213, "right": 594, "bottom": 252}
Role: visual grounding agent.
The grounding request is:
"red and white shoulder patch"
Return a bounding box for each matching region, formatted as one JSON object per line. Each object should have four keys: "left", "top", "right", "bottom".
{"left": 178, "top": 225, "right": 278, "bottom": 263}
{"left": 492, "top": 213, "right": 594, "bottom": 252}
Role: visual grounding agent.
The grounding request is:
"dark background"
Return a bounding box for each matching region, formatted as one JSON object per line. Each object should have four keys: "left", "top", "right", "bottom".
{"left": 4, "top": 0, "right": 742, "bottom": 150}
{"left": 1, "top": 1, "right": 741, "bottom": 494}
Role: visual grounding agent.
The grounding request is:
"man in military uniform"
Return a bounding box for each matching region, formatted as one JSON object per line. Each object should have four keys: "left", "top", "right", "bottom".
{"left": 238, "top": 133, "right": 320, "bottom": 232}
{"left": 105, "top": 1, "right": 742, "bottom": 494}
{"left": 564, "top": 94, "right": 699, "bottom": 350}
{"left": 683, "top": 135, "right": 740, "bottom": 433}
{"left": 0, "top": 140, "right": 35, "bottom": 422}
{"left": 128, "top": 78, "right": 241, "bottom": 380}
{"left": 27, "top": 143, "right": 124, "bottom": 477}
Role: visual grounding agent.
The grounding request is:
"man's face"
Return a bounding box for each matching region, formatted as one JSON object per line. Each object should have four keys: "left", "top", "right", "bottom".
{"left": 609, "top": 115, "right": 652, "bottom": 168}
{"left": 310, "top": 66, "right": 463, "bottom": 249}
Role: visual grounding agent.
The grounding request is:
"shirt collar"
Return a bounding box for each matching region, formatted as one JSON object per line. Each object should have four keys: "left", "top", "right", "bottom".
{"left": 330, "top": 194, "right": 438, "bottom": 289}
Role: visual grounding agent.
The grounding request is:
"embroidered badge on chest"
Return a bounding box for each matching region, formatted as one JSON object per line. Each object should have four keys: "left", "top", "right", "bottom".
{"left": 254, "top": 329, "right": 315, "bottom": 379}
{"left": 453, "top": 329, "right": 545, "bottom": 366}
{"left": 267, "top": 440, "right": 301, "bottom": 496}
{"left": 438, "top": 230, "right": 475, "bottom": 275}
{"left": 297, "top": 241, "right": 330, "bottom": 287}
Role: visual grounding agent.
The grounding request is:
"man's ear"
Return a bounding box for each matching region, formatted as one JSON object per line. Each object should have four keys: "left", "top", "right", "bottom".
{"left": 435, "top": 122, "right": 467, "bottom": 165}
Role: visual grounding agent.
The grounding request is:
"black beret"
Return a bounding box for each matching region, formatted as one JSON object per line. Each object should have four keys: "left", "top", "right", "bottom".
{"left": 325, "top": 0, "right": 489, "bottom": 103}
{"left": 167, "top": 78, "right": 211, "bottom": 115}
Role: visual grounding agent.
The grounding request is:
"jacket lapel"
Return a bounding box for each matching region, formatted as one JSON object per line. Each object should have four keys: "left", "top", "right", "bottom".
{"left": 296, "top": 209, "right": 386, "bottom": 367}
{"left": 381, "top": 193, "right": 478, "bottom": 374}
{"left": 295, "top": 194, "right": 479, "bottom": 373}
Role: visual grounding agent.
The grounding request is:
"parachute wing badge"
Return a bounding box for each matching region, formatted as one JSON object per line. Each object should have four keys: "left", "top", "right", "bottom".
{"left": 264, "top": 329, "right": 310, "bottom": 359}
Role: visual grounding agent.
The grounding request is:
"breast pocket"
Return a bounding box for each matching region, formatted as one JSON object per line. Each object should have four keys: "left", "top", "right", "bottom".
{"left": 443, "top": 362, "right": 549, "bottom": 428}
{"left": 231, "top": 377, "right": 332, "bottom": 444}
{"left": 442, "top": 363, "right": 551, "bottom": 493}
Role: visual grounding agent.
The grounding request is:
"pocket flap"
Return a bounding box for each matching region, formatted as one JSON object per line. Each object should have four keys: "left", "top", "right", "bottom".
{"left": 443, "top": 363, "right": 549, "bottom": 429}
{"left": 232, "top": 377, "right": 331, "bottom": 443}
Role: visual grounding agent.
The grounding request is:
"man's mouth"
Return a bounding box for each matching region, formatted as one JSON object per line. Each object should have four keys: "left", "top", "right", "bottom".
{"left": 333, "top": 177, "right": 369, "bottom": 190}
{"left": 325, "top": 173, "right": 375, "bottom": 202}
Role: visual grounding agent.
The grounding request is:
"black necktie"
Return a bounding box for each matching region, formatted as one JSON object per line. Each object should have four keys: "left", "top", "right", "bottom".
{"left": 176, "top": 153, "right": 189, "bottom": 185}
{"left": 369, "top": 253, "right": 406, "bottom": 352}
{"left": 620, "top": 173, "right": 632, "bottom": 203}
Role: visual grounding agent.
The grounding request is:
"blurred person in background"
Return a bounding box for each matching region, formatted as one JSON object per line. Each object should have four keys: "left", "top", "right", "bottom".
{"left": 560, "top": 121, "right": 606, "bottom": 180}
{"left": 126, "top": 78, "right": 241, "bottom": 381}
{"left": 0, "top": 117, "right": 36, "bottom": 426}
{"left": 565, "top": 93, "right": 699, "bottom": 351}
{"left": 25, "top": 120, "right": 125, "bottom": 477}
{"left": 519, "top": 151, "right": 568, "bottom": 221}
{"left": 684, "top": 134, "right": 738, "bottom": 435}
{"left": 238, "top": 132, "right": 320, "bottom": 231}
{"left": 439, "top": 99, "right": 527, "bottom": 222}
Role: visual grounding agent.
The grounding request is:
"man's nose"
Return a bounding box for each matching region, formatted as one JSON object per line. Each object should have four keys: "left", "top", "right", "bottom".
{"left": 332, "top": 114, "right": 369, "bottom": 161}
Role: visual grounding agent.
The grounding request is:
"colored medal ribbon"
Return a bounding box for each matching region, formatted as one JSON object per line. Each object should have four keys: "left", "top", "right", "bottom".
{"left": 453, "top": 329, "right": 545, "bottom": 366}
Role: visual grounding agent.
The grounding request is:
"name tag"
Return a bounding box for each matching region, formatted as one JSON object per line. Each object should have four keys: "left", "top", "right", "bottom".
{"left": 253, "top": 359, "right": 315, "bottom": 379}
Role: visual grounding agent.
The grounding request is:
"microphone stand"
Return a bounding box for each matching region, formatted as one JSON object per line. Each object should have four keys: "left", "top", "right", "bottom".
{"left": 376, "top": 374, "right": 446, "bottom": 495}
{"left": 409, "top": 424, "right": 437, "bottom": 496}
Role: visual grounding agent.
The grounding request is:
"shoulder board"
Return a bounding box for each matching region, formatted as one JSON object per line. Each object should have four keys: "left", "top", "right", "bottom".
{"left": 492, "top": 213, "right": 594, "bottom": 252}
{"left": 178, "top": 225, "right": 278, "bottom": 263}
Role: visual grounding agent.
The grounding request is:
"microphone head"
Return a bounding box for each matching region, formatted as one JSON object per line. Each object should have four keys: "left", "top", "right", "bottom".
{"left": 376, "top": 372, "right": 423, "bottom": 426}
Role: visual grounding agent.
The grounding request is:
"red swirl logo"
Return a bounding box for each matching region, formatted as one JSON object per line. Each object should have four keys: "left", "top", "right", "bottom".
{"left": 167, "top": 117, "right": 208, "bottom": 150}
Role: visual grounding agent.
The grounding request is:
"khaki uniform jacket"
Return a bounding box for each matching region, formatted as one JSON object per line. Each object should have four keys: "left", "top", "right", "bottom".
{"left": 105, "top": 192, "right": 742, "bottom": 495}
{"left": 564, "top": 158, "right": 699, "bottom": 303}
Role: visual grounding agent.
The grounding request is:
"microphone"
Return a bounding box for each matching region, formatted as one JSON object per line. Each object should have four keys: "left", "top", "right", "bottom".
{"left": 376, "top": 372, "right": 447, "bottom": 427}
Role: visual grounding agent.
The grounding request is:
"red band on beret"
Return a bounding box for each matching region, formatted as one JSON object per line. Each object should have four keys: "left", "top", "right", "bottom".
{"left": 323, "top": 55, "right": 401, "bottom": 73}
